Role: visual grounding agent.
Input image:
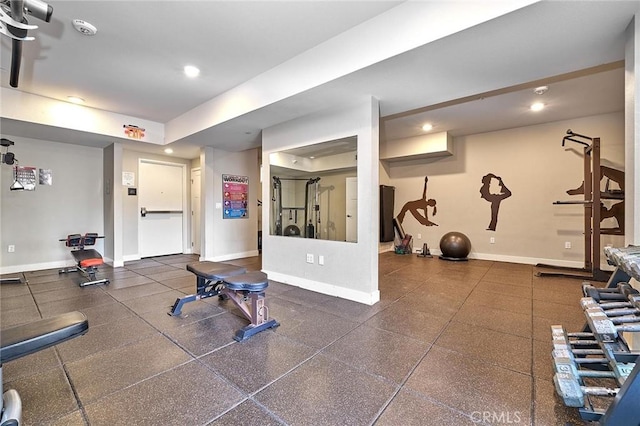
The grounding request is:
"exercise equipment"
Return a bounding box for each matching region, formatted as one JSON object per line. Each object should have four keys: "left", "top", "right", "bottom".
{"left": 169, "top": 261, "right": 279, "bottom": 341}
{"left": 1, "top": 311, "right": 88, "bottom": 425}
{"left": 582, "top": 283, "right": 639, "bottom": 303}
{"left": 553, "top": 372, "right": 619, "bottom": 407}
{"left": 582, "top": 302, "right": 640, "bottom": 343}
{"left": 392, "top": 217, "right": 412, "bottom": 254}
{"left": 439, "top": 231, "right": 471, "bottom": 261}
{"left": 271, "top": 176, "right": 320, "bottom": 238}
{"left": 303, "top": 177, "right": 321, "bottom": 238}
{"left": 58, "top": 233, "right": 109, "bottom": 287}
{"left": 379, "top": 185, "right": 395, "bottom": 242}
{"left": 283, "top": 224, "right": 301, "bottom": 237}
{"left": 551, "top": 248, "right": 640, "bottom": 425}
{"left": 1, "top": 0, "right": 54, "bottom": 88}
{"left": 537, "top": 130, "right": 614, "bottom": 282}
{"left": 0, "top": 274, "right": 27, "bottom": 285}
{"left": 417, "top": 243, "right": 432, "bottom": 258}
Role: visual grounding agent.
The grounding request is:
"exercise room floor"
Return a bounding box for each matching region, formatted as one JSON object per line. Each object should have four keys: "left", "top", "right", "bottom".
{"left": 1, "top": 252, "right": 596, "bottom": 425}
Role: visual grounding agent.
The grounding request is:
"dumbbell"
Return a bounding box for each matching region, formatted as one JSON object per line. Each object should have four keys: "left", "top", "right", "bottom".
{"left": 551, "top": 325, "right": 640, "bottom": 364}
{"left": 553, "top": 351, "right": 635, "bottom": 385}
{"left": 581, "top": 298, "right": 640, "bottom": 323}
{"left": 583, "top": 305, "right": 640, "bottom": 342}
{"left": 552, "top": 325, "right": 601, "bottom": 351}
{"left": 553, "top": 371, "right": 619, "bottom": 407}
{"left": 582, "top": 283, "right": 639, "bottom": 302}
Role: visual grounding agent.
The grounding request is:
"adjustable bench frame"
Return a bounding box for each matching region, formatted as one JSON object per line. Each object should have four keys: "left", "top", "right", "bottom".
{"left": 169, "top": 261, "right": 279, "bottom": 341}
{"left": 1, "top": 312, "right": 89, "bottom": 425}
{"left": 58, "top": 233, "right": 109, "bottom": 287}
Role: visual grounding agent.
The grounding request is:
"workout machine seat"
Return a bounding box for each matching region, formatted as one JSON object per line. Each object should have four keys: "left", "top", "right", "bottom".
{"left": 59, "top": 233, "right": 109, "bottom": 287}
{"left": 1, "top": 312, "right": 88, "bottom": 425}
{"left": 223, "top": 271, "right": 269, "bottom": 292}
{"left": 170, "top": 261, "right": 247, "bottom": 316}
{"left": 170, "top": 261, "right": 279, "bottom": 341}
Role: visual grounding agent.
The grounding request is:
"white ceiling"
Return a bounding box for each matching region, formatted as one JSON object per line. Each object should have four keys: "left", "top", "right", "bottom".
{"left": 0, "top": 1, "right": 637, "bottom": 159}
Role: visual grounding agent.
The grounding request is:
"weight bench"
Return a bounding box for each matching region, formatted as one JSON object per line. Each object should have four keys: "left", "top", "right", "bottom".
{"left": 59, "top": 233, "right": 109, "bottom": 287}
{"left": 169, "top": 261, "right": 279, "bottom": 341}
{"left": 1, "top": 312, "right": 89, "bottom": 425}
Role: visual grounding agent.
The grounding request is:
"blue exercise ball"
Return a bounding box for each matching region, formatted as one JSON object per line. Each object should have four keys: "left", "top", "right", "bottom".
{"left": 439, "top": 231, "right": 471, "bottom": 260}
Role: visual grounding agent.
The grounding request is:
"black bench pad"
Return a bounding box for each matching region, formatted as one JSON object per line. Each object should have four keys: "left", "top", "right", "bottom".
{"left": 223, "top": 271, "right": 269, "bottom": 292}
{"left": 186, "top": 261, "right": 247, "bottom": 280}
{"left": 1, "top": 311, "right": 88, "bottom": 364}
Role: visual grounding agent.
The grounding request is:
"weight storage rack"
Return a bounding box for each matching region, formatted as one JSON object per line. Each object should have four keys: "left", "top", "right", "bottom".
{"left": 552, "top": 245, "right": 640, "bottom": 425}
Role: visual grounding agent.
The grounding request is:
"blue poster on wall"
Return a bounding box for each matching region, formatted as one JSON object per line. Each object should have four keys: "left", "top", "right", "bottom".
{"left": 223, "top": 174, "right": 249, "bottom": 219}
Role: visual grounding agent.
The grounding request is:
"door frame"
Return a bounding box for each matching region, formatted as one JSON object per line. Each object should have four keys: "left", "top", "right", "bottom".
{"left": 190, "top": 167, "right": 201, "bottom": 256}
{"left": 346, "top": 176, "right": 357, "bottom": 242}
{"left": 138, "top": 158, "right": 189, "bottom": 257}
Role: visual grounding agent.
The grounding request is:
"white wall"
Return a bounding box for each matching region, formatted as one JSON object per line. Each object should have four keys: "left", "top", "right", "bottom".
{"left": 203, "top": 148, "right": 260, "bottom": 261}
{"left": 386, "top": 112, "right": 625, "bottom": 268}
{"left": 120, "top": 150, "right": 192, "bottom": 261}
{"left": 0, "top": 136, "right": 104, "bottom": 273}
{"left": 262, "top": 97, "right": 380, "bottom": 305}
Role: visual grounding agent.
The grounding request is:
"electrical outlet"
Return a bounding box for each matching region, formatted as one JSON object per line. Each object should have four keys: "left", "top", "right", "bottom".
{"left": 318, "top": 255, "right": 324, "bottom": 265}
{"left": 7, "top": 245, "right": 15, "bottom": 253}
{"left": 306, "top": 253, "right": 314, "bottom": 263}
{"left": 490, "top": 237, "right": 495, "bottom": 244}
{"left": 565, "top": 242, "right": 572, "bottom": 249}
{"left": 417, "top": 233, "right": 422, "bottom": 240}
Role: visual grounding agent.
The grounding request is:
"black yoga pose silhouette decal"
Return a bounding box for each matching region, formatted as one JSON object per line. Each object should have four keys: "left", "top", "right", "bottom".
{"left": 480, "top": 173, "right": 512, "bottom": 231}
{"left": 397, "top": 176, "right": 438, "bottom": 226}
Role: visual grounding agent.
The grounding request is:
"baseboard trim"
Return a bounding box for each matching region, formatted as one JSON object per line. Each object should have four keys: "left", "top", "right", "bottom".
{"left": 263, "top": 270, "right": 379, "bottom": 305}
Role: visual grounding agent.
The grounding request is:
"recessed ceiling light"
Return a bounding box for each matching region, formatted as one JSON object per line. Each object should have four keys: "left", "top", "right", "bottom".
{"left": 530, "top": 102, "right": 545, "bottom": 112}
{"left": 184, "top": 65, "right": 200, "bottom": 78}
{"left": 309, "top": 156, "right": 315, "bottom": 159}
{"left": 164, "top": 148, "right": 174, "bottom": 154}
{"left": 422, "top": 123, "right": 433, "bottom": 131}
{"left": 67, "top": 96, "right": 85, "bottom": 104}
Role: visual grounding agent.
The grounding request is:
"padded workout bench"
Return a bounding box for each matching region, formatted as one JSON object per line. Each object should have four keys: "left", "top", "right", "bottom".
{"left": 1, "top": 312, "right": 89, "bottom": 425}
{"left": 169, "top": 261, "right": 279, "bottom": 341}
{"left": 59, "top": 233, "right": 109, "bottom": 287}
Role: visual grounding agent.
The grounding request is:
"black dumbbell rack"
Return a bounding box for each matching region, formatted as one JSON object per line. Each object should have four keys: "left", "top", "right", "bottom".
{"left": 552, "top": 245, "right": 640, "bottom": 424}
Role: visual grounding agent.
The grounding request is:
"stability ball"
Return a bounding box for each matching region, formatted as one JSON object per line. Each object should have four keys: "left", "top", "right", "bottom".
{"left": 439, "top": 231, "right": 471, "bottom": 261}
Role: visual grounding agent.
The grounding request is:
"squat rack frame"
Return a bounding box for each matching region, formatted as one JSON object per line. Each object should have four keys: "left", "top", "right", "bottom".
{"left": 536, "top": 130, "right": 610, "bottom": 282}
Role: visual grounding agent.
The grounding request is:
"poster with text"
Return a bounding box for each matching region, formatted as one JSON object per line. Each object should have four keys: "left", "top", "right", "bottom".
{"left": 223, "top": 174, "right": 249, "bottom": 219}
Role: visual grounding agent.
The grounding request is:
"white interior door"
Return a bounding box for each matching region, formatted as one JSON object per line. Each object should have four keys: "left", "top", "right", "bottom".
{"left": 346, "top": 177, "right": 357, "bottom": 242}
{"left": 139, "top": 160, "right": 184, "bottom": 257}
{"left": 191, "top": 168, "right": 201, "bottom": 255}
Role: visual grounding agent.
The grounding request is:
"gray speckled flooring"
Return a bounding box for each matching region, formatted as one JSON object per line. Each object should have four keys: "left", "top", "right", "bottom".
{"left": 0, "top": 253, "right": 592, "bottom": 425}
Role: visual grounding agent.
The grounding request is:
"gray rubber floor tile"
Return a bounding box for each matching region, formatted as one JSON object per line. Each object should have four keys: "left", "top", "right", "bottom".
{"left": 165, "top": 312, "right": 249, "bottom": 356}
{"left": 66, "top": 334, "right": 191, "bottom": 404}
{"left": 255, "top": 354, "right": 396, "bottom": 426}
{"left": 37, "top": 292, "right": 115, "bottom": 317}
{"left": 322, "top": 324, "right": 430, "bottom": 384}
{"left": 4, "top": 366, "right": 78, "bottom": 425}
{"left": 405, "top": 346, "right": 532, "bottom": 423}
{"left": 3, "top": 347, "right": 60, "bottom": 382}
{"left": 376, "top": 389, "right": 478, "bottom": 425}
{"left": 208, "top": 400, "right": 285, "bottom": 425}
{"left": 453, "top": 303, "right": 532, "bottom": 338}
{"left": 364, "top": 302, "right": 449, "bottom": 343}
{"left": 56, "top": 315, "right": 158, "bottom": 363}
{"left": 104, "top": 274, "right": 154, "bottom": 290}
{"left": 201, "top": 332, "right": 316, "bottom": 393}
{"left": 435, "top": 321, "right": 532, "bottom": 374}
{"left": 105, "top": 281, "right": 172, "bottom": 301}
{"left": 84, "top": 361, "right": 244, "bottom": 426}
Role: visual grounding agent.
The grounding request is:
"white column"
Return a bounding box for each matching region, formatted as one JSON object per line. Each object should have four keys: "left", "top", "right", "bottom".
{"left": 200, "top": 146, "right": 216, "bottom": 260}
{"left": 625, "top": 16, "right": 640, "bottom": 246}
